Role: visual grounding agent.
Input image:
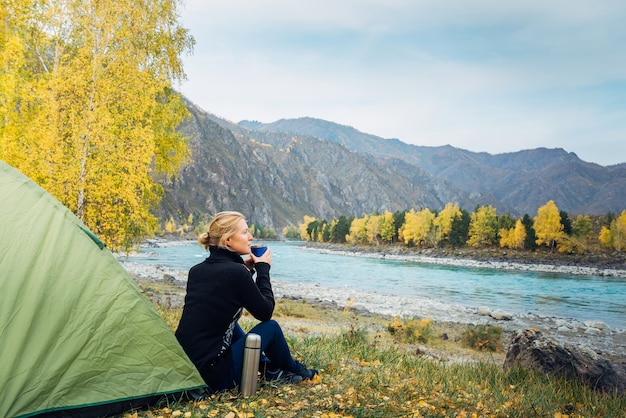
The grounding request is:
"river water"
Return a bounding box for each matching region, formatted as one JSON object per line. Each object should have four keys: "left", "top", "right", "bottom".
{"left": 126, "top": 241, "right": 626, "bottom": 330}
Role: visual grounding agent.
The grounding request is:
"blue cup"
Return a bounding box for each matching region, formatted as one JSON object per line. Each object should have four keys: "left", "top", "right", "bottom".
{"left": 250, "top": 245, "right": 267, "bottom": 257}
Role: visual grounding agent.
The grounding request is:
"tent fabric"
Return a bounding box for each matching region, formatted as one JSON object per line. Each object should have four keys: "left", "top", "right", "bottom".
{"left": 0, "top": 160, "right": 205, "bottom": 418}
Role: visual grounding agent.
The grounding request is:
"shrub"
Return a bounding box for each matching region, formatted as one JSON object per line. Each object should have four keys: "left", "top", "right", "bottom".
{"left": 460, "top": 324, "right": 502, "bottom": 352}
{"left": 340, "top": 298, "right": 369, "bottom": 346}
{"left": 387, "top": 316, "right": 434, "bottom": 344}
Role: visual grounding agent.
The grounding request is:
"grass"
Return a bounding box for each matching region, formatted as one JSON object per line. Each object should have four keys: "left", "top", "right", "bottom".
{"left": 129, "top": 296, "right": 625, "bottom": 418}
{"left": 460, "top": 324, "right": 503, "bottom": 352}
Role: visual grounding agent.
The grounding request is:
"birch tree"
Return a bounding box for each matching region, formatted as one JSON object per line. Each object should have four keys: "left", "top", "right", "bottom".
{"left": 346, "top": 215, "right": 368, "bottom": 244}
{"left": 0, "top": 0, "right": 194, "bottom": 250}
{"left": 499, "top": 219, "right": 526, "bottom": 249}
{"left": 399, "top": 208, "right": 435, "bottom": 246}
{"left": 467, "top": 205, "right": 498, "bottom": 247}
{"left": 379, "top": 211, "right": 396, "bottom": 243}
{"left": 434, "top": 202, "right": 462, "bottom": 245}
{"left": 599, "top": 210, "right": 626, "bottom": 251}
{"left": 534, "top": 200, "right": 564, "bottom": 250}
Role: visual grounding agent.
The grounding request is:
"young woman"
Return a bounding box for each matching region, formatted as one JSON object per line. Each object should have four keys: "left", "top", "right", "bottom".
{"left": 175, "top": 211, "right": 317, "bottom": 392}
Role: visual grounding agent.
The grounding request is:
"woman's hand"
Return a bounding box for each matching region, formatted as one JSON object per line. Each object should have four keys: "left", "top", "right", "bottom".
{"left": 244, "top": 256, "right": 255, "bottom": 271}
{"left": 250, "top": 247, "right": 272, "bottom": 267}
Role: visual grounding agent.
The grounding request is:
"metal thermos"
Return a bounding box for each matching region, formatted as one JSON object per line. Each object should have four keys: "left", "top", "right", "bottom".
{"left": 240, "top": 333, "right": 261, "bottom": 397}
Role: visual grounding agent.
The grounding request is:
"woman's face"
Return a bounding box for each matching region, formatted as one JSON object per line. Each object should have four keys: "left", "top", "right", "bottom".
{"left": 224, "top": 218, "right": 253, "bottom": 255}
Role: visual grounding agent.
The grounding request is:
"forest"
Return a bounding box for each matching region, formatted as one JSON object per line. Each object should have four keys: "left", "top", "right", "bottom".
{"left": 294, "top": 200, "right": 626, "bottom": 254}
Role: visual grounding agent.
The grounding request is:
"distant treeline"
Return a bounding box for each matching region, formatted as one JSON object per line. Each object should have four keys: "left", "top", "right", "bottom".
{"left": 290, "top": 201, "right": 626, "bottom": 254}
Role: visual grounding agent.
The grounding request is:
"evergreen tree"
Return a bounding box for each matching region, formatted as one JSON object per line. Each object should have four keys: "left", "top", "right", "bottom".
{"left": 299, "top": 215, "right": 317, "bottom": 241}
{"left": 320, "top": 221, "right": 331, "bottom": 242}
{"left": 329, "top": 215, "right": 351, "bottom": 243}
{"left": 498, "top": 213, "right": 515, "bottom": 231}
{"left": 521, "top": 214, "right": 537, "bottom": 249}
{"left": 560, "top": 210, "right": 572, "bottom": 235}
{"left": 449, "top": 209, "right": 470, "bottom": 246}
{"left": 306, "top": 219, "right": 326, "bottom": 242}
{"left": 392, "top": 211, "right": 406, "bottom": 242}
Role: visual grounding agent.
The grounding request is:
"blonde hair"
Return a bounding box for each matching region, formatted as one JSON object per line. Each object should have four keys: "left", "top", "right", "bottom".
{"left": 198, "top": 211, "right": 246, "bottom": 250}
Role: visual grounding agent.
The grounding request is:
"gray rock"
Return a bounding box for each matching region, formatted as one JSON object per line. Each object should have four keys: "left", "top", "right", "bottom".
{"left": 584, "top": 320, "right": 609, "bottom": 331}
{"left": 490, "top": 310, "right": 513, "bottom": 320}
{"left": 162, "top": 273, "right": 177, "bottom": 283}
{"left": 477, "top": 306, "right": 491, "bottom": 316}
{"left": 504, "top": 329, "right": 626, "bottom": 395}
{"left": 555, "top": 319, "right": 568, "bottom": 327}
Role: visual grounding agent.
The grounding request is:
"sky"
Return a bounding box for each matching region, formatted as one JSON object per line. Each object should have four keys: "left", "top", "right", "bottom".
{"left": 177, "top": 0, "right": 626, "bottom": 166}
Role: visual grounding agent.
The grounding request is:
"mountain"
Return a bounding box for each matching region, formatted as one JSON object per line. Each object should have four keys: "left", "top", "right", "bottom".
{"left": 156, "top": 103, "right": 626, "bottom": 232}
{"left": 240, "top": 117, "right": 626, "bottom": 218}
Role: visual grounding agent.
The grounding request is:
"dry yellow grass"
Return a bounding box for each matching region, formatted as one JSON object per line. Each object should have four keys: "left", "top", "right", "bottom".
{"left": 130, "top": 279, "right": 625, "bottom": 418}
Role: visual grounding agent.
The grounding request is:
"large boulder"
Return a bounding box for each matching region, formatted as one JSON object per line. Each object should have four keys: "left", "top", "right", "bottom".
{"left": 504, "top": 328, "right": 626, "bottom": 395}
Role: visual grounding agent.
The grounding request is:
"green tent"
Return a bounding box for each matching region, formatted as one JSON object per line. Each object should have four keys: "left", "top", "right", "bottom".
{"left": 0, "top": 160, "right": 205, "bottom": 417}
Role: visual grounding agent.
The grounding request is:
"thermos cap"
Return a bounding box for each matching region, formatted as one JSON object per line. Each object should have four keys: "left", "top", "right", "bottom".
{"left": 245, "top": 333, "right": 261, "bottom": 349}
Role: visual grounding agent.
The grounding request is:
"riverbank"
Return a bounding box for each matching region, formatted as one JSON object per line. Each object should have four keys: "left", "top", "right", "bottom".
{"left": 303, "top": 242, "right": 626, "bottom": 278}
{"left": 298, "top": 242, "right": 626, "bottom": 360}
{"left": 121, "top": 253, "right": 626, "bottom": 363}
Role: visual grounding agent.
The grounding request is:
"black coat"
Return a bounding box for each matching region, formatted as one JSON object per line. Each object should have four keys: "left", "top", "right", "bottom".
{"left": 175, "top": 246, "right": 274, "bottom": 388}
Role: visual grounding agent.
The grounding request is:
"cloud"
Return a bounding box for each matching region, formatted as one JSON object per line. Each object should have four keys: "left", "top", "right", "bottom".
{"left": 178, "top": 0, "right": 626, "bottom": 165}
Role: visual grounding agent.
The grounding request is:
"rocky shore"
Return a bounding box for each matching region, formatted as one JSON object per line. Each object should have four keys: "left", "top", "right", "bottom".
{"left": 299, "top": 243, "right": 626, "bottom": 360}
{"left": 304, "top": 242, "right": 626, "bottom": 278}
{"left": 121, "top": 242, "right": 626, "bottom": 363}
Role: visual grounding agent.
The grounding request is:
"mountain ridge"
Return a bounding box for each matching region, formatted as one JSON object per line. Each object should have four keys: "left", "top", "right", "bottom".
{"left": 238, "top": 116, "right": 626, "bottom": 217}
{"left": 155, "top": 101, "right": 626, "bottom": 231}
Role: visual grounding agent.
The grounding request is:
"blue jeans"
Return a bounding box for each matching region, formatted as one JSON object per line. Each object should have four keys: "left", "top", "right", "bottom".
{"left": 220, "top": 320, "right": 297, "bottom": 390}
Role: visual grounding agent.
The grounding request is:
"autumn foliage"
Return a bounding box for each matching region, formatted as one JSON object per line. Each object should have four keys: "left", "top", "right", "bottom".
{"left": 300, "top": 200, "right": 626, "bottom": 254}
{"left": 0, "top": 0, "right": 194, "bottom": 250}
